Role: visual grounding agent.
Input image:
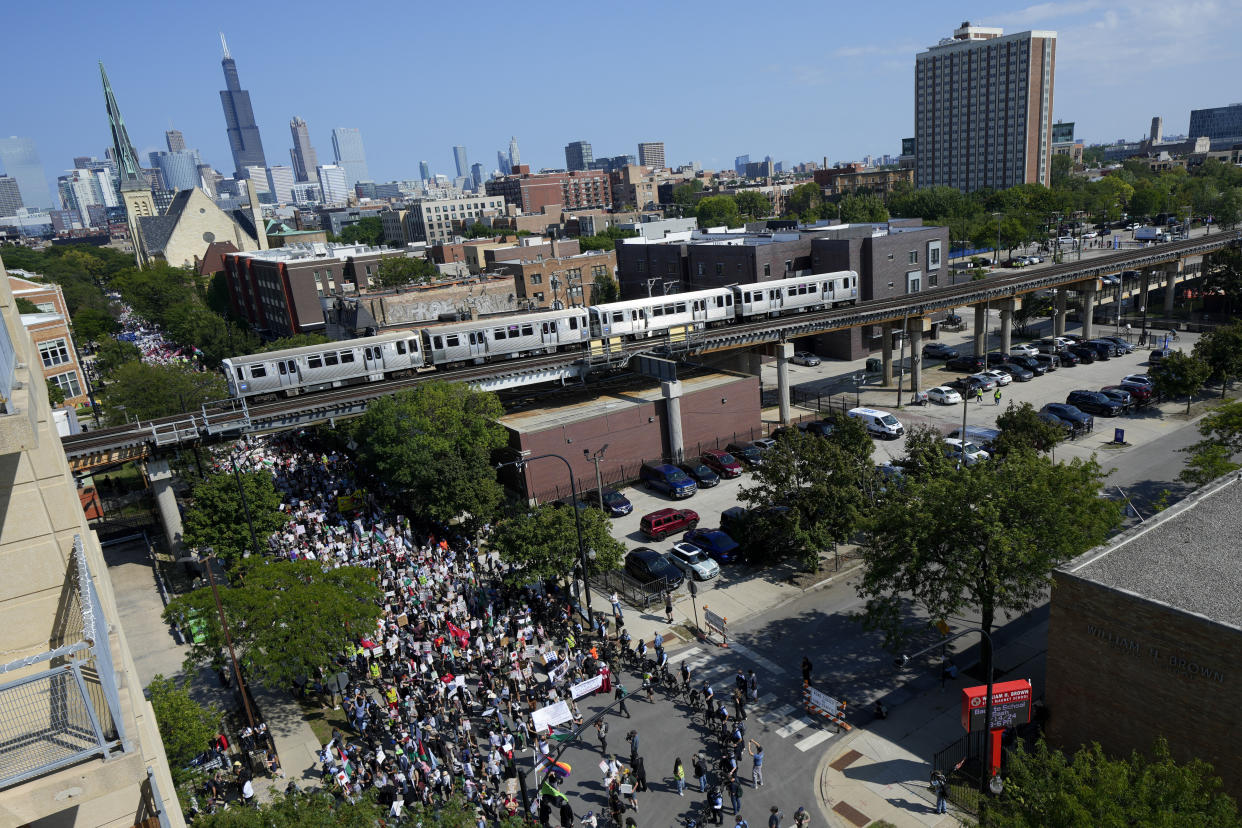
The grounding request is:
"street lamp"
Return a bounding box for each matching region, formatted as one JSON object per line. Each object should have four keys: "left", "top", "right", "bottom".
{"left": 895, "top": 626, "right": 998, "bottom": 795}
{"left": 585, "top": 445, "right": 609, "bottom": 513}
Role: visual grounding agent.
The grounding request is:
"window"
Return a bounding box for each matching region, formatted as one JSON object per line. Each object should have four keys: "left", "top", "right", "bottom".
{"left": 785, "top": 260, "right": 793, "bottom": 272}
{"left": 308, "top": 354, "right": 323, "bottom": 368}
{"left": 530, "top": 274, "right": 542, "bottom": 284}
{"left": 324, "top": 352, "right": 339, "bottom": 366}
{"left": 715, "top": 263, "right": 723, "bottom": 276}
{"left": 908, "top": 251, "right": 919, "bottom": 264}
{"left": 39, "top": 338, "right": 71, "bottom": 368}
{"left": 907, "top": 270, "right": 922, "bottom": 293}
{"left": 534, "top": 292, "right": 545, "bottom": 302}
{"left": 48, "top": 370, "right": 81, "bottom": 398}
{"left": 763, "top": 263, "right": 771, "bottom": 277}
{"left": 251, "top": 364, "right": 267, "bottom": 378}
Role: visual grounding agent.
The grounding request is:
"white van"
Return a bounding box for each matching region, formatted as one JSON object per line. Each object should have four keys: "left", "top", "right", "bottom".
{"left": 847, "top": 407, "right": 904, "bottom": 439}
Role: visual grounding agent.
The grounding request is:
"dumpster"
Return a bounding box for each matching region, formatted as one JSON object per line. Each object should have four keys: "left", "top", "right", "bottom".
{"left": 865, "top": 358, "right": 882, "bottom": 373}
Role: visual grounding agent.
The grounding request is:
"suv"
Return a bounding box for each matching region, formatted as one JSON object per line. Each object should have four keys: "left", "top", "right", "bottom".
{"left": 1099, "top": 387, "right": 1134, "bottom": 413}
{"left": 640, "top": 508, "right": 700, "bottom": 540}
{"left": 1068, "top": 345, "right": 1098, "bottom": 364}
{"left": 1084, "top": 340, "right": 1119, "bottom": 360}
{"left": 1006, "top": 354, "right": 1048, "bottom": 376}
{"left": 1117, "top": 380, "right": 1153, "bottom": 403}
{"left": 701, "top": 450, "right": 743, "bottom": 478}
{"left": 1099, "top": 336, "right": 1134, "bottom": 354}
{"left": 726, "top": 442, "right": 765, "bottom": 466}
{"left": 1066, "top": 390, "right": 1123, "bottom": 417}
{"left": 1041, "top": 403, "right": 1094, "bottom": 435}
{"left": 922, "top": 343, "right": 959, "bottom": 360}
{"left": 639, "top": 462, "right": 697, "bottom": 498}
{"left": 946, "top": 355, "right": 986, "bottom": 372}
{"left": 1034, "top": 353, "right": 1061, "bottom": 371}
{"left": 625, "top": 547, "right": 685, "bottom": 591}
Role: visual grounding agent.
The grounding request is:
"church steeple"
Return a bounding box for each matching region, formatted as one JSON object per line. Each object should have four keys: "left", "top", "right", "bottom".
{"left": 99, "top": 61, "right": 154, "bottom": 265}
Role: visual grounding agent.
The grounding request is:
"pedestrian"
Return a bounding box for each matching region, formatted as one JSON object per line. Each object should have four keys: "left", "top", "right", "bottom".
{"left": 748, "top": 741, "right": 764, "bottom": 787}
{"left": 674, "top": 757, "right": 686, "bottom": 796}
{"left": 623, "top": 771, "right": 639, "bottom": 811}
{"left": 711, "top": 786, "right": 725, "bottom": 825}
{"left": 975, "top": 387, "right": 984, "bottom": 405}
{"left": 560, "top": 798, "right": 576, "bottom": 828}
{"left": 694, "top": 753, "right": 708, "bottom": 793}
{"left": 733, "top": 688, "right": 747, "bottom": 721}
{"left": 994, "top": 387, "right": 1002, "bottom": 406}
{"left": 728, "top": 777, "right": 743, "bottom": 815}
{"left": 596, "top": 720, "right": 608, "bottom": 754}
{"left": 665, "top": 593, "right": 674, "bottom": 624}
{"left": 634, "top": 755, "right": 648, "bottom": 792}
{"left": 747, "top": 669, "right": 758, "bottom": 702}
{"left": 616, "top": 683, "right": 630, "bottom": 718}
{"left": 931, "top": 770, "right": 948, "bottom": 814}
{"left": 611, "top": 592, "right": 623, "bottom": 620}
{"left": 768, "top": 806, "right": 782, "bottom": 828}
{"left": 627, "top": 730, "right": 639, "bottom": 763}
{"left": 800, "top": 657, "right": 812, "bottom": 686}
{"left": 735, "top": 818, "right": 749, "bottom": 828}
{"left": 793, "top": 806, "right": 809, "bottom": 828}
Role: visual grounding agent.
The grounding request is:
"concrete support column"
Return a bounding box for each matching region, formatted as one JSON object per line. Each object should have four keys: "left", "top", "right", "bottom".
{"left": 880, "top": 327, "right": 894, "bottom": 385}
{"left": 999, "top": 298, "right": 1015, "bottom": 356}
{"left": 1081, "top": 281, "right": 1097, "bottom": 341}
{"left": 775, "top": 342, "right": 793, "bottom": 425}
{"left": 906, "top": 319, "right": 924, "bottom": 394}
{"left": 1054, "top": 289, "right": 1067, "bottom": 337}
{"left": 662, "top": 380, "right": 684, "bottom": 462}
{"left": 1139, "top": 268, "right": 1151, "bottom": 312}
{"left": 1164, "top": 263, "right": 1179, "bottom": 315}
{"left": 147, "top": 458, "right": 183, "bottom": 555}
{"left": 974, "top": 304, "right": 987, "bottom": 355}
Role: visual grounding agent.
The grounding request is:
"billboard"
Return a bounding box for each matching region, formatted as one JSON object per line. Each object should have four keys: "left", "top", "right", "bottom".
{"left": 960, "top": 679, "right": 1033, "bottom": 733}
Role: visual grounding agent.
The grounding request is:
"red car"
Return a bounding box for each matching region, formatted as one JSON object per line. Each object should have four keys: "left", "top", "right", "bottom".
{"left": 640, "top": 508, "right": 700, "bottom": 541}
{"left": 700, "top": 450, "right": 743, "bottom": 478}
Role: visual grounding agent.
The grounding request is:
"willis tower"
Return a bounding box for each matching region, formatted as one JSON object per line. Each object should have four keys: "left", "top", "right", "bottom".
{"left": 218, "top": 33, "right": 267, "bottom": 176}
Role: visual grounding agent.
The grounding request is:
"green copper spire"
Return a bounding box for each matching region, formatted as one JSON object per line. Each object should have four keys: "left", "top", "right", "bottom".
{"left": 99, "top": 61, "right": 147, "bottom": 193}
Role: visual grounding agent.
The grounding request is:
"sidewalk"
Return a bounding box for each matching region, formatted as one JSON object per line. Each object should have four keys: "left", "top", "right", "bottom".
{"left": 813, "top": 616, "right": 1049, "bottom": 828}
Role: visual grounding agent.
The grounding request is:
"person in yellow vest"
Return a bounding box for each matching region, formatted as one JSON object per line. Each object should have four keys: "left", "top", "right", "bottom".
{"left": 385, "top": 685, "right": 399, "bottom": 709}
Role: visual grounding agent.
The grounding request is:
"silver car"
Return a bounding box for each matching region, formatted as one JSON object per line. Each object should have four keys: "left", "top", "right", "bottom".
{"left": 668, "top": 542, "right": 721, "bottom": 580}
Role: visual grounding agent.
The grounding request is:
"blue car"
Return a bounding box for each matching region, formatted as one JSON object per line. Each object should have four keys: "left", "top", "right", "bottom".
{"left": 683, "top": 528, "right": 742, "bottom": 564}
{"left": 589, "top": 489, "right": 633, "bottom": 517}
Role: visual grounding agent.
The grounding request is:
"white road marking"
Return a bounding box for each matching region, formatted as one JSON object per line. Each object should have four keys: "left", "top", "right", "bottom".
{"left": 668, "top": 648, "right": 702, "bottom": 665}
{"left": 728, "top": 642, "right": 786, "bottom": 676}
{"left": 795, "top": 730, "right": 835, "bottom": 751}
{"left": 775, "top": 717, "right": 812, "bottom": 738}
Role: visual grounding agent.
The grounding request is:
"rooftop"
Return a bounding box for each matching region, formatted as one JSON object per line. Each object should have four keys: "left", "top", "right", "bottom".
{"left": 1063, "top": 471, "right": 1242, "bottom": 629}
{"left": 230, "top": 241, "right": 387, "bottom": 263}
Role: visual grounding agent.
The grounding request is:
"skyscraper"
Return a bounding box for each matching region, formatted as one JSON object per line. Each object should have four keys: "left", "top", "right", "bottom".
{"left": 508, "top": 136, "right": 521, "bottom": 170}
{"left": 497, "top": 150, "right": 510, "bottom": 176}
{"left": 218, "top": 33, "right": 268, "bottom": 176}
{"left": 734, "top": 154, "right": 750, "bottom": 175}
{"left": 453, "top": 146, "right": 469, "bottom": 179}
{"left": 471, "top": 162, "right": 486, "bottom": 189}
{"left": 266, "top": 165, "right": 295, "bottom": 203}
{"left": 100, "top": 62, "right": 156, "bottom": 264}
{"left": 638, "top": 142, "right": 665, "bottom": 169}
{"left": 165, "top": 129, "right": 186, "bottom": 152}
{"left": 419, "top": 160, "right": 431, "bottom": 182}
{"left": 565, "top": 140, "right": 593, "bottom": 171}
{"left": 317, "top": 164, "right": 349, "bottom": 203}
{"left": 0, "top": 175, "right": 22, "bottom": 215}
{"left": 289, "top": 116, "right": 318, "bottom": 182}
{"left": 149, "top": 150, "right": 201, "bottom": 192}
{"left": 0, "top": 136, "right": 52, "bottom": 209}
{"left": 1188, "top": 103, "right": 1242, "bottom": 149}
{"left": 914, "top": 22, "right": 1057, "bottom": 191}
{"left": 331, "top": 127, "right": 369, "bottom": 187}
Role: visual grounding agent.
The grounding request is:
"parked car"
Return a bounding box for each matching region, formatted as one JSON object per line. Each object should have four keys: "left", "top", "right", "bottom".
{"left": 984, "top": 352, "right": 1012, "bottom": 368}
{"left": 1117, "top": 381, "right": 1154, "bottom": 403}
{"left": 639, "top": 508, "right": 699, "bottom": 541}
{"left": 798, "top": 420, "right": 836, "bottom": 438}
{"left": 1038, "top": 410, "right": 1076, "bottom": 437}
{"left": 1086, "top": 339, "right": 1121, "bottom": 359}
{"left": 1026, "top": 255, "right": 1044, "bottom": 264}
{"left": 1068, "top": 345, "right": 1098, "bottom": 364}
{"left": 943, "top": 437, "right": 990, "bottom": 466}
{"left": 982, "top": 369, "right": 1013, "bottom": 386}
{"left": 1037, "top": 337, "right": 1074, "bottom": 353}
{"left": 997, "top": 362, "right": 1034, "bottom": 382}
{"left": 1149, "top": 348, "right": 1174, "bottom": 364}
{"left": 947, "top": 376, "right": 992, "bottom": 395}
{"left": 1098, "top": 387, "right": 1134, "bottom": 413}
{"left": 752, "top": 437, "right": 778, "bottom": 451}
{"left": 946, "top": 355, "right": 986, "bottom": 372}
{"left": 1034, "top": 353, "right": 1061, "bottom": 371}
{"left": 1066, "top": 390, "right": 1124, "bottom": 417}
{"left": 639, "top": 462, "right": 697, "bottom": 499}
{"left": 625, "top": 547, "right": 685, "bottom": 590}
{"left": 1041, "top": 402, "right": 1095, "bottom": 435}
{"left": 668, "top": 542, "right": 720, "bottom": 580}
{"left": 700, "top": 450, "right": 743, "bottom": 478}
{"left": 726, "top": 442, "right": 765, "bottom": 466}
{"left": 846, "top": 407, "right": 905, "bottom": 439}
{"left": 1099, "top": 336, "right": 1134, "bottom": 354}
{"left": 968, "top": 373, "right": 998, "bottom": 390}
{"left": 677, "top": 460, "right": 720, "bottom": 488}
{"left": 588, "top": 488, "right": 633, "bottom": 517}
{"left": 791, "top": 351, "right": 821, "bottom": 367}
{"left": 923, "top": 343, "right": 959, "bottom": 360}
{"left": 927, "top": 385, "right": 963, "bottom": 405}
{"left": 683, "top": 528, "right": 742, "bottom": 564}
{"left": 1006, "top": 354, "right": 1048, "bottom": 376}
{"left": 1122, "top": 374, "right": 1154, "bottom": 388}
{"left": 1010, "top": 343, "right": 1040, "bottom": 357}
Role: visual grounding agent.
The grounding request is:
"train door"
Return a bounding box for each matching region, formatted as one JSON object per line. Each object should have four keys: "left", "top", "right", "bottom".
{"left": 540, "top": 320, "right": 559, "bottom": 351}
{"left": 275, "top": 359, "right": 300, "bottom": 392}
{"left": 465, "top": 331, "right": 487, "bottom": 358}
{"left": 362, "top": 344, "right": 385, "bottom": 378}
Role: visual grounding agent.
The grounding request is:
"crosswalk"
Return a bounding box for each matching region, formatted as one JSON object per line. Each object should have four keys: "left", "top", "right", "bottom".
{"left": 663, "top": 644, "right": 839, "bottom": 753}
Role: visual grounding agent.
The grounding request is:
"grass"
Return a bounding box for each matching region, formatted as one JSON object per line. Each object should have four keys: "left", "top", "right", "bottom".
{"left": 298, "top": 697, "right": 350, "bottom": 746}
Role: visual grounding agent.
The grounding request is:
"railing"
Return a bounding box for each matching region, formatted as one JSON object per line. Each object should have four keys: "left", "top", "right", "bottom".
{"left": 595, "top": 569, "right": 673, "bottom": 610}
{"left": 0, "top": 317, "right": 15, "bottom": 414}
{"left": 0, "top": 535, "right": 131, "bottom": 789}
{"left": 931, "top": 729, "right": 989, "bottom": 814}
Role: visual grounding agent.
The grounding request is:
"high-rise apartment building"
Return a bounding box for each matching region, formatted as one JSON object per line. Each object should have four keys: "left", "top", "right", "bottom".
{"left": 406, "top": 195, "right": 506, "bottom": 244}
{"left": 637, "top": 142, "right": 665, "bottom": 169}
{"left": 148, "top": 150, "right": 202, "bottom": 193}
{"left": 734, "top": 154, "right": 750, "bottom": 175}
{"left": 565, "top": 140, "right": 593, "bottom": 171}
{"left": 266, "top": 165, "right": 295, "bottom": 203}
{"left": 497, "top": 150, "right": 510, "bottom": 176}
{"left": 289, "top": 116, "right": 318, "bottom": 182}
{"left": 218, "top": 33, "right": 267, "bottom": 175}
{"left": 486, "top": 169, "right": 612, "bottom": 213}
{"left": 471, "top": 162, "right": 486, "bottom": 189}
{"left": 0, "top": 136, "right": 52, "bottom": 209}
{"left": 419, "top": 161, "right": 431, "bottom": 182}
{"left": 1189, "top": 103, "right": 1242, "bottom": 149}
{"left": 509, "top": 136, "right": 521, "bottom": 170}
{"left": 317, "top": 164, "right": 349, "bottom": 203}
{"left": 914, "top": 22, "right": 1057, "bottom": 191}
{"left": 0, "top": 175, "right": 23, "bottom": 215}
{"left": 331, "top": 127, "right": 369, "bottom": 187}
{"left": 453, "top": 146, "right": 469, "bottom": 179}
{"left": 165, "top": 128, "right": 186, "bottom": 152}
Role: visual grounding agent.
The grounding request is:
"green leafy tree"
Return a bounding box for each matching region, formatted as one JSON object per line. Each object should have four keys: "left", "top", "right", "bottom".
{"left": 592, "top": 270, "right": 620, "bottom": 304}
{"left": 1149, "top": 350, "right": 1211, "bottom": 414}
{"left": 979, "top": 737, "right": 1241, "bottom": 828}
{"left": 695, "top": 195, "right": 741, "bottom": 229}
{"left": 15, "top": 296, "right": 40, "bottom": 313}
{"left": 372, "top": 255, "right": 438, "bottom": 288}
{"left": 99, "top": 362, "right": 227, "bottom": 423}
{"left": 897, "top": 424, "right": 957, "bottom": 480}
{"left": 491, "top": 502, "right": 624, "bottom": 586}
{"left": 93, "top": 338, "right": 141, "bottom": 378}
{"left": 351, "top": 382, "right": 506, "bottom": 533}
{"left": 1050, "top": 154, "right": 1073, "bottom": 186}
{"left": 71, "top": 305, "right": 120, "bottom": 342}
{"left": 578, "top": 226, "right": 639, "bottom": 252}
{"left": 182, "top": 469, "right": 289, "bottom": 564}
{"left": 463, "top": 222, "right": 500, "bottom": 239}
{"left": 739, "top": 422, "right": 874, "bottom": 570}
{"left": 1201, "top": 247, "right": 1242, "bottom": 315}
{"left": 784, "top": 181, "right": 824, "bottom": 220}
{"left": 164, "top": 558, "right": 382, "bottom": 692}
{"left": 1180, "top": 398, "right": 1242, "bottom": 486}
{"left": 337, "top": 216, "right": 384, "bottom": 246}
{"left": 671, "top": 180, "right": 705, "bottom": 213}
{"left": 45, "top": 378, "right": 66, "bottom": 406}
{"left": 147, "top": 674, "right": 222, "bottom": 784}
{"left": 1179, "top": 441, "right": 1240, "bottom": 487}
{"left": 1193, "top": 321, "right": 1242, "bottom": 395}
{"left": 734, "top": 190, "right": 771, "bottom": 221}
{"left": 994, "top": 401, "right": 1066, "bottom": 456}
{"left": 258, "top": 334, "right": 331, "bottom": 353}
{"left": 858, "top": 452, "right": 1120, "bottom": 647}
{"left": 838, "top": 192, "right": 890, "bottom": 223}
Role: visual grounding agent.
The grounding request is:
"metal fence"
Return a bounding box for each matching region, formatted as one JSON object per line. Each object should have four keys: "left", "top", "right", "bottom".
{"left": 789, "top": 390, "right": 862, "bottom": 418}
{"left": 931, "top": 729, "right": 989, "bottom": 814}
{"left": 0, "top": 535, "right": 130, "bottom": 789}
{"left": 595, "top": 569, "right": 674, "bottom": 610}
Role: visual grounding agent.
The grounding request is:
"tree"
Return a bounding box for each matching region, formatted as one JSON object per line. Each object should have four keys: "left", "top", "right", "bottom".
{"left": 994, "top": 401, "right": 1066, "bottom": 456}
{"left": 734, "top": 190, "right": 771, "bottom": 221}
{"left": 189, "top": 791, "right": 520, "bottom": 828}
{"left": 1193, "top": 322, "right": 1242, "bottom": 395}
{"left": 1050, "top": 153, "right": 1073, "bottom": 186}
{"left": 45, "top": 378, "right": 66, "bottom": 406}
{"left": 738, "top": 422, "right": 874, "bottom": 571}
{"left": 1010, "top": 293, "right": 1052, "bottom": 336}
{"left": 351, "top": 382, "right": 506, "bottom": 533}
{"left": 258, "top": 334, "right": 331, "bottom": 353}
{"left": 1180, "top": 398, "right": 1242, "bottom": 486}
{"left": 15, "top": 296, "right": 40, "bottom": 313}
{"left": 164, "top": 558, "right": 382, "bottom": 692}
{"left": 578, "top": 226, "right": 639, "bottom": 252}
{"left": 1149, "top": 350, "right": 1211, "bottom": 414}
{"left": 490, "top": 503, "right": 624, "bottom": 586}
{"left": 372, "top": 255, "right": 438, "bottom": 288}
{"left": 671, "top": 180, "right": 705, "bottom": 213}
{"left": 695, "top": 195, "right": 741, "bottom": 229}
{"left": 979, "top": 737, "right": 1241, "bottom": 828}
{"left": 1201, "top": 247, "right": 1242, "bottom": 315}
{"left": 182, "top": 469, "right": 289, "bottom": 564}
{"left": 99, "top": 362, "right": 227, "bottom": 423}
{"left": 784, "top": 182, "right": 824, "bottom": 220}
{"left": 838, "top": 192, "right": 890, "bottom": 223}
{"left": 337, "top": 216, "right": 384, "bottom": 246}
{"left": 147, "top": 674, "right": 222, "bottom": 784}
{"left": 71, "top": 305, "right": 120, "bottom": 343}
{"left": 592, "top": 270, "right": 620, "bottom": 304}
{"left": 858, "top": 452, "right": 1120, "bottom": 647}
{"left": 897, "top": 424, "right": 958, "bottom": 480}
{"left": 93, "top": 338, "right": 140, "bottom": 378}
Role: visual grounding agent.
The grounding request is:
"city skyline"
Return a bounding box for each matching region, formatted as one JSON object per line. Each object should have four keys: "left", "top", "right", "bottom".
{"left": 4, "top": 0, "right": 1242, "bottom": 199}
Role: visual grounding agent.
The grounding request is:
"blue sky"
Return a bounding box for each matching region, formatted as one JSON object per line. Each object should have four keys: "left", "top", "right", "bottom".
{"left": 5, "top": 0, "right": 1242, "bottom": 197}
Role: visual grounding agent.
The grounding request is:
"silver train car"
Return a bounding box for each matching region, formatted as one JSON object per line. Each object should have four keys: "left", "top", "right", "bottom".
{"left": 732, "top": 271, "right": 857, "bottom": 317}
{"left": 222, "top": 330, "right": 424, "bottom": 398}
{"left": 587, "top": 288, "right": 734, "bottom": 338}
{"left": 425, "top": 308, "right": 589, "bottom": 365}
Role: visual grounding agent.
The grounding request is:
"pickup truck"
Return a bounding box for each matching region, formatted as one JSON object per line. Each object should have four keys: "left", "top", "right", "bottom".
{"left": 1135, "top": 227, "right": 1170, "bottom": 242}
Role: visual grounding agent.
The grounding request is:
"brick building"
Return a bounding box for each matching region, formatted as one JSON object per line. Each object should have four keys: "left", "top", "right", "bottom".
{"left": 485, "top": 166, "right": 612, "bottom": 213}
{"left": 1046, "top": 472, "right": 1242, "bottom": 802}
{"left": 812, "top": 165, "right": 915, "bottom": 196}
{"left": 494, "top": 248, "right": 616, "bottom": 309}
{"left": 8, "top": 273, "right": 90, "bottom": 407}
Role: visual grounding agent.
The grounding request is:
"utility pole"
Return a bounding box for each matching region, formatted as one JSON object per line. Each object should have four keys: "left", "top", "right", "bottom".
{"left": 205, "top": 554, "right": 256, "bottom": 729}
{"left": 585, "top": 445, "right": 609, "bottom": 510}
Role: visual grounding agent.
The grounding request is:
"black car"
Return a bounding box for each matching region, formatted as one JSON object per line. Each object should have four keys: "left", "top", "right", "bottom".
{"left": 1051, "top": 349, "right": 1080, "bottom": 367}
{"left": 678, "top": 461, "right": 720, "bottom": 488}
{"left": 624, "top": 547, "right": 685, "bottom": 591}
{"left": 588, "top": 488, "right": 633, "bottom": 517}
{"left": 1034, "top": 353, "right": 1061, "bottom": 371}
{"left": 1098, "top": 387, "right": 1134, "bottom": 413}
{"left": 1068, "top": 345, "right": 1098, "bottom": 364}
{"left": 922, "top": 343, "right": 959, "bottom": 360}
{"left": 946, "top": 355, "right": 986, "bottom": 372}
{"left": 1084, "top": 340, "right": 1118, "bottom": 360}
{"left": 1099, "top": 336, "right": 1134, "bottom": 355}
{"left": 984, "top": 352, "right": 1011, "bottom": 368}
{"left": 947, "top": 376, "right": 991, "bottom": 395}
{"left": 774, "top": 420, "right": 835, "bottom": 440}
{"left": 1038, "top": 410, "right": 1076, "bottom": 437}
{"left": 1006, "top": 354, "right": 1048, "bottom": 376}
{"left": 726, "top": 442, "right": 764, "bottom": 466}
{"left": 1041, "top": 403, "right": 1094, "bottom": 435}
{"left": 1066, "top": 390, "right": 1123, "bottom": 416}
{"left": 997, "top": 362, "right": 1034, "bottom": 382}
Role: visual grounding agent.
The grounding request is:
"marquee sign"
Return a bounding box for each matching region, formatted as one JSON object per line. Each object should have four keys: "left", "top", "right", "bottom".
{"left": 960, "top": 679, "right": 1033, "bottom": 733}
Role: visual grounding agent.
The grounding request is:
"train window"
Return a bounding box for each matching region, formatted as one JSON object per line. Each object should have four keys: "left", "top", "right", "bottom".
{"left": 324, "top": 352, "right": 339, "bottom": 366}
{"left": 308, "top": 355, "right": 322, "bottom": 369}
{"left": 364, "top": 347, "right": 372, "bottom": 360}
{"left": 340, "top": 351, "right": 355, "bottom": 363}
{"left": 396, "top": 341, "right": 406, "bottom": 355}
{"left": 287, "top": 360, "right": 297, "bottom": 374}
{"left": 235, "top": 366, "right": 244, "bottom": 379}
{"left": 445, "top": 335, "right": 460, "bottom": 347}
{"left": 726, "top": 295, "right": 733, "bottom": 305}
{"left": 493, "top": 328, "right": 506, "bottom": 340}
{"left": 278, "top": 362, "right": 287, "bottom": 375}
{"left": 251, "top": 365, "right": 267, "bottom": 378}
{"left": 652, "top": 305, "right": 664, "bottom": 317}
{"left": 612, "top": 311, "right": 625, "bottom": 323}
{"left": 569, "top": 317, "right": 579, "bottom": 330}
{"left": 408, "top": 339, "right": 417, "bottom": 353}
{"left": 675, "top": 303, "right": 686, "bottom": 314}
{"left": 521, "top": 324, "right": 533, "bottom": 336}
{"left": 433, "top": 336, "right": 442, "bottom": 350}
{"left": 542, "top": 323, "right": 550, "bottom": 335}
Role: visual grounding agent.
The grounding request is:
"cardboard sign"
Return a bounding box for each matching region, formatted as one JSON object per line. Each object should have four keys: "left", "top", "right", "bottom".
{"left": 531, "top": 700, "right": 573, "bottom": 732}
{"left": 570, "top": 675, "right": 604, "bottom": 699}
